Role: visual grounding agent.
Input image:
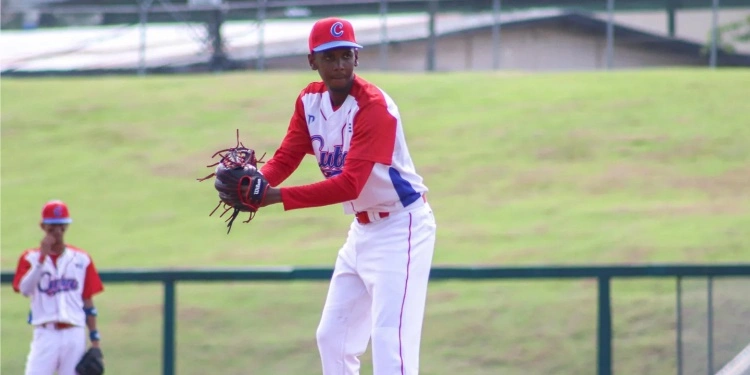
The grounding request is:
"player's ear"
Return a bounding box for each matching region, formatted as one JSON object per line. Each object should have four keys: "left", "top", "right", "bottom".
{"left": 307, "top": 53, "right": 317, "bottom": 70}
{"left": 354, "top": 49, "right": 359, "bottom": 67}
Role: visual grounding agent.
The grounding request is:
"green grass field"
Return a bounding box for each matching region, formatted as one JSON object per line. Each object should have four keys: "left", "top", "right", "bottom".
{"left": 2, "top": 68, "right": 749, "bottom": 375}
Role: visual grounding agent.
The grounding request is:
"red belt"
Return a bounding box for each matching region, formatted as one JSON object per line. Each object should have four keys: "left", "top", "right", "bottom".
{"left": 40, "top": 322, "right": 76, "bottom": 330}
{"left": 355, "top": 211, "right": 389, "bottom": 224}
{"left": 355, "top": 195, "right": 427, "bottom": 225}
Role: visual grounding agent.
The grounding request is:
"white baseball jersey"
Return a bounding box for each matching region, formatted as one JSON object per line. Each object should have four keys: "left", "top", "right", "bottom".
{"left": 299, "top": 75, "right": 428, "bottom": 214}
{"left": 13, "top": 246, "right": 104, "bottom": 327}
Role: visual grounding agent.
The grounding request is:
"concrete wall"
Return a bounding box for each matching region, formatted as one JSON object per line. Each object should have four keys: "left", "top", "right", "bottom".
{"left": 262, "top": 21, "right": 707, "bottom": 72}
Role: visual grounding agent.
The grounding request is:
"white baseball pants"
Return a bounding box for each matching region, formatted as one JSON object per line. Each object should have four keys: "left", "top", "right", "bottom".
{"left": 316, "top": 202, "right": 436, "bottom": 375}
{"left": 25, "top": 325, "right": 86, "bottom": 375}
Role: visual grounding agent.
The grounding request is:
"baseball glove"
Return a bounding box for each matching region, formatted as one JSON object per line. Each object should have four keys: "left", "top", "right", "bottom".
{"left": 75, "top": 347, "right": 104, "bottom": 375}
{"left": 197, "top": 129, "right": 269, "bottom": 233}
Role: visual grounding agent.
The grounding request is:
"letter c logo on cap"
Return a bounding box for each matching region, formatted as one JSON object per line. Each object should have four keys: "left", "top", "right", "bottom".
{"left": 330, "top": 22, "right": 344, "bottom": 37}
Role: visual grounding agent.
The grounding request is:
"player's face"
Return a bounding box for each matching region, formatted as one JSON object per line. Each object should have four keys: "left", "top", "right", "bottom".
{"left": 309, "top": 48, "right": 358, "bottom": 93}
{"left": 40, "top": 223, "right": 68, "bottom": 241}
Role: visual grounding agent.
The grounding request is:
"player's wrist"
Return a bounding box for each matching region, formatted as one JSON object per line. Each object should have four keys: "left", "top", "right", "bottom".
{"left": 265, "top": 187, "right": 282, "bottom": 206}
{"left": 89, "top": 329, "right": 101, "bottom": 342}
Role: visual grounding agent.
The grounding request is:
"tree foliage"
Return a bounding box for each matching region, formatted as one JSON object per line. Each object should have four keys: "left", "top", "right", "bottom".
{"left": 704, "top": 15, "right": 750, "bottom": 55}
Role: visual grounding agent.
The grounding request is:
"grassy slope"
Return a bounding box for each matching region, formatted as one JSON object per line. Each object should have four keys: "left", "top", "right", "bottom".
{"left": 1, "top": 69, "right": 749, "bottom": 374}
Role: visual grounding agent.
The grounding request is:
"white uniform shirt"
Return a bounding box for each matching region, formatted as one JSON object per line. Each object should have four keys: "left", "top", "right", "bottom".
{"left": 13, "top": 246, "right": 104, "bottom": 327}
{"left": 297, "top": 75, "right": 428, "bottom": 214}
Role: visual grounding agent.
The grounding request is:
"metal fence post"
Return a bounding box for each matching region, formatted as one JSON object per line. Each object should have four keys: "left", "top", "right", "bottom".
{"left": 379, "top": 0, "right": 388, "bottom": 70}
{"left": 707, "top": 277, "right": 714, "bottom": 375}
{"left": 426, "top": 0, "right": 437, "bottom": 72}
{"left": 208, "top": 6, "right": 228, "bottom": 72}
{"left": 709, "top": 0, "right": 720, "bottom": 68}
{"left": 491, "top": 0, "right": 502, "bottom": 70}
{"left": 256, "top": 0, "right": 266, "bottom": 71}
{"left": 667, "top": 0, "right": 677, "bottom": 37}
{"left": 677, "top": 276, "right": 683, "bottom": 375}
{"left": 605, "top": 0, "right": 615, "bottom": 70}
{"left": 138, "top": 0, "right": 154, "bottom": 76}
{"left": 598, "top": 276, "right": 613, "bottom": 375}
{"left": 163, "top": 280, "right": 176, "bottom": 375}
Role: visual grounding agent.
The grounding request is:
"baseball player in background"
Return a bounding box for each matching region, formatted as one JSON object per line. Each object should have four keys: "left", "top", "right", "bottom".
{"left": 12, "top": 200, "right": 105, "bottom": 375}
{"left": 250, "top": 17, "right": 437, "bottom": 375}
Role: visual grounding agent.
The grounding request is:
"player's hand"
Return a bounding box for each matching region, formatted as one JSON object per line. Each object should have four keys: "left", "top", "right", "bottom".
{"left": 40, "top": 233, "right": 56, "bottom": 253}
{"left": 39, "top": 233, "right": 55, "bottom": 262}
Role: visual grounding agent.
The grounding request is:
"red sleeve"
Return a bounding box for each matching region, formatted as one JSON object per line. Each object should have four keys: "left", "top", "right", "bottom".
{"left": 260, "top": 95, "right": 314, "bottom": 187}
{"left": 12, "top": 251, "right": 32, "bottom": 293}
{"left": 345, "top": 103, "right": 397, "bottom": 165}
{"left": 280, "top": 159, "right": 374, "bottom": 210}
{"left": 82, "top": 259, "right": 104, "bottom": 299}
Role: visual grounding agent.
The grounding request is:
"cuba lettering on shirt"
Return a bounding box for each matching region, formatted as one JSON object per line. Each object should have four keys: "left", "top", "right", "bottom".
{"left": 13, "top": 246, "right": 103, "bottom": 326}
{"left": 299, "top": 75, "right": 428, "bottom": 214}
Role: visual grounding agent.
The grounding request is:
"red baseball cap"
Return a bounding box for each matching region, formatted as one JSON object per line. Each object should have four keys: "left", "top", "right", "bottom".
{"left": 308, "top": 17, "right": 363, "bottom": 53}
{"left": 41, "top": 200, "right": 72, "bottom": 225}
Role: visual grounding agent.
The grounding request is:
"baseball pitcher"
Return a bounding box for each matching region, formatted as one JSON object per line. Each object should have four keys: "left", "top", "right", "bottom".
{"left": 198, "top": 17, "right": 437, "bottom": 375}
